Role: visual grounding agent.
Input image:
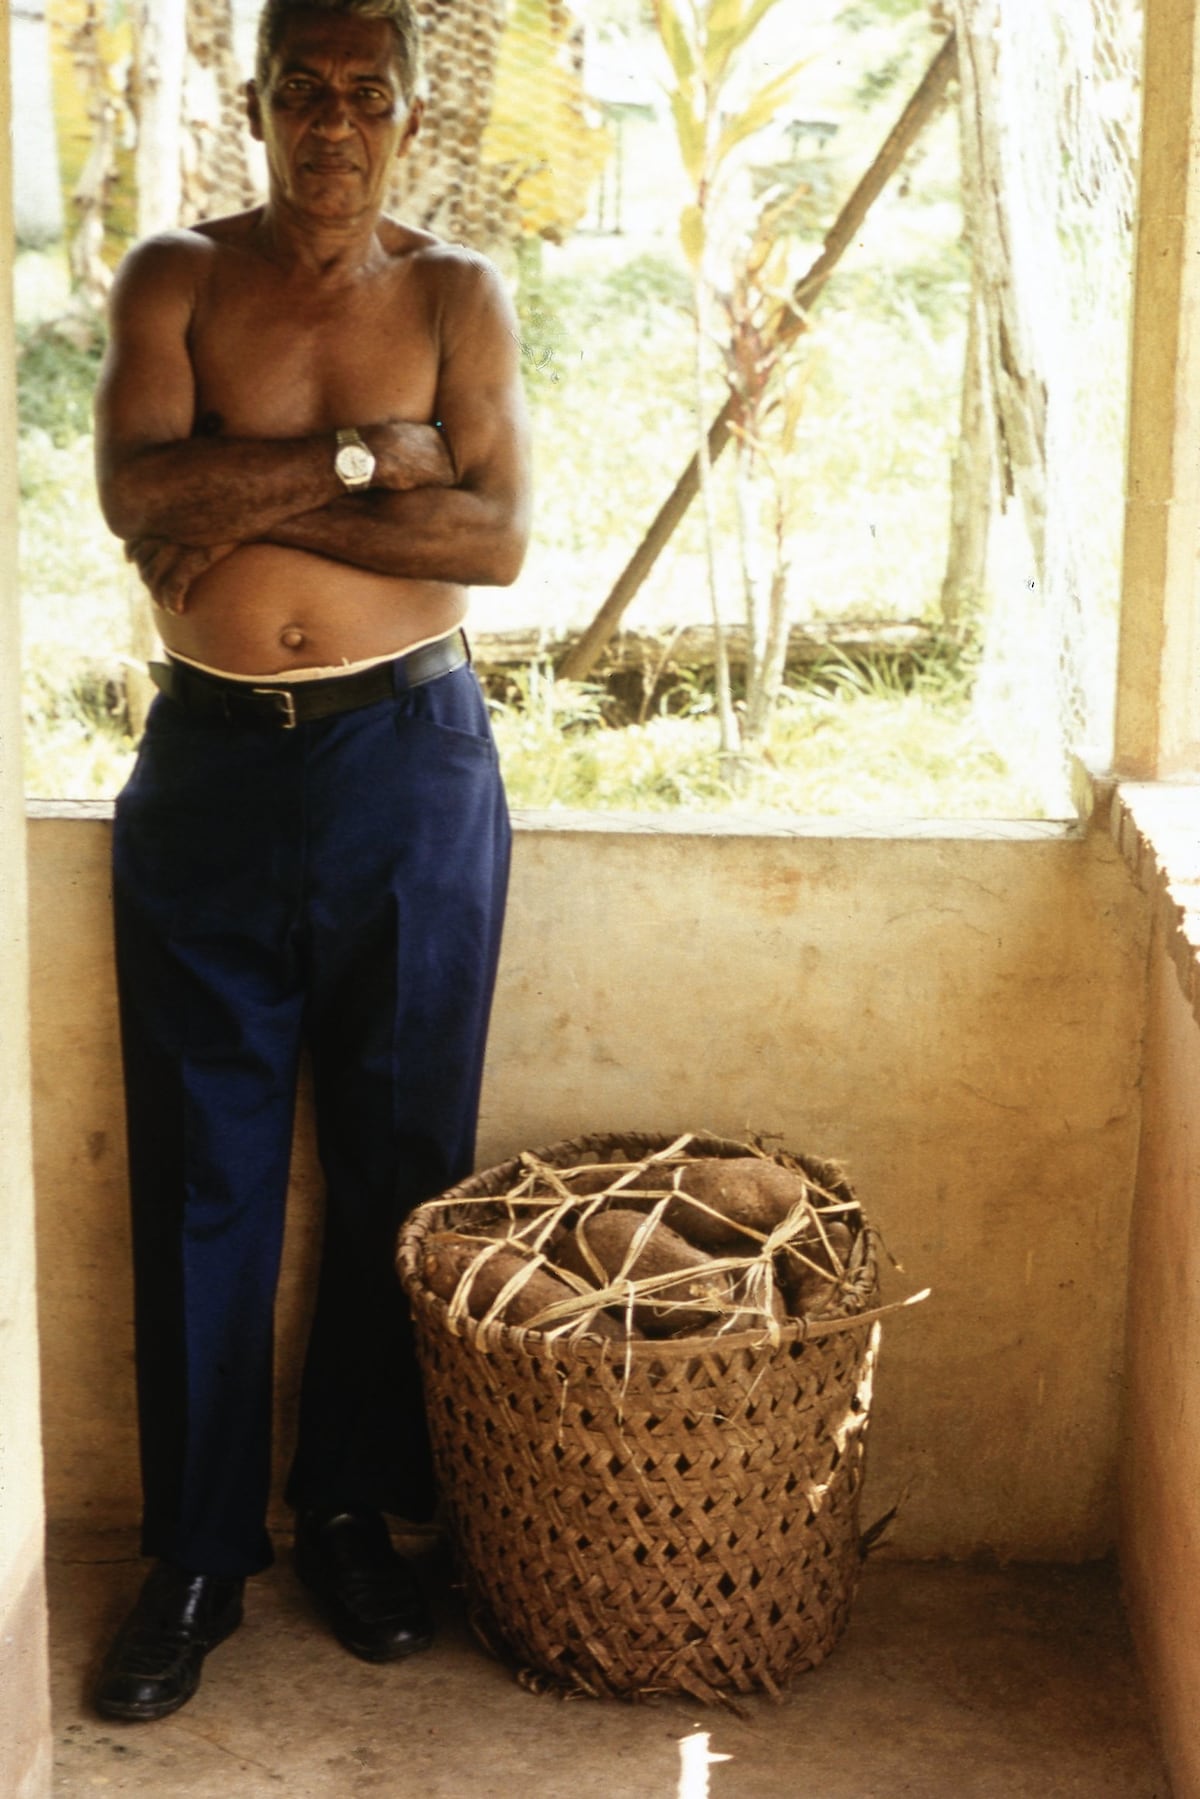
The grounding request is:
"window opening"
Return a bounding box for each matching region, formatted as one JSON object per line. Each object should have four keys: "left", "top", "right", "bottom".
{"left": 15, "top": 0, "right": 1142, "bottom": 816}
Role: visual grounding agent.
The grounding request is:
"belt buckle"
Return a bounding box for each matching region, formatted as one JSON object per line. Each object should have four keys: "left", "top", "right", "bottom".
{"left": 253, "top": 686, "right": 297, "bottom": 729}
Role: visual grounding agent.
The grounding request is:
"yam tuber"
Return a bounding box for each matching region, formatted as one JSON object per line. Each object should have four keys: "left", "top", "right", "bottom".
{"left": 558, "top": 1208, "right": 733, "bottom": 1338}
{"left": 422, "top": 1233, "right": 622, "bottom": 1340}
{"left": 657, "top": 1157, "right": 814, "bottom": 1252}
{"left": 777, "top": 1221, "right": 855, "bottom": 1317}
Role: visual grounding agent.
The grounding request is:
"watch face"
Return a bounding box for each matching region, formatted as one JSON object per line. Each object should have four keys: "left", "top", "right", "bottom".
{"left": 336, "top": 443, "right": 374, "bottom": 484}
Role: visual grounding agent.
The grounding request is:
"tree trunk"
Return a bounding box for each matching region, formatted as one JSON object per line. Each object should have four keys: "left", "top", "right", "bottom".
{"left": 938, "top": 254, "right": 992, "bottom": 630}
{"left": 66, "top": 3, "right": 117, "bottom": 307}
{"left": 743, "top": 502, "right": 792, "bottom": 744}
{"left": 692, "top": 301, "right": 739, "bottom": 772}
{"left": 951, "top": 0, "right": 1047, "bottom": 575}
{"left": 129, "top": 0, "right": 187, "bottom": 235}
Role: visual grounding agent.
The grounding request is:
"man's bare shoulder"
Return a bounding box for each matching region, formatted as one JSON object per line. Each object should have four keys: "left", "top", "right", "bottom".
{"left": 115, "top": 210, "right": 264, "bottom": 281}
{"left": 379, "top": 218, "right": 507, "bottom": 297}
{"left": 110, "top": 213, "right": 264, "bottom": 312}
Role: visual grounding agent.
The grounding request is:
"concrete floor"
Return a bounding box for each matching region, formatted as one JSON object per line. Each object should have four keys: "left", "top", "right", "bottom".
{"left": 47, "top": 1528, "right": 1170, "bottom": 1798}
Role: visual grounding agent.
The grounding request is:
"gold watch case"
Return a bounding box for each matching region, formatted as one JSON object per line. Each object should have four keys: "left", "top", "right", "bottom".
{"left": 334, "top": 428, "right": 376, "bottom": 491}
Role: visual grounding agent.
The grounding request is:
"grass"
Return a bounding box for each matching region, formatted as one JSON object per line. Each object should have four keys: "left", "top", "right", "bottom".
{"left": 19, "top": 410, "right": 137, "bottom": 798}
{"left": 21, "top": 650, "right": 1037, "bottom": 816}
{"left": 17, "top": 324, "right": 104, "bottom": 445}
{"left": 488, "top": 653, "right": 1042, "bottom": 817}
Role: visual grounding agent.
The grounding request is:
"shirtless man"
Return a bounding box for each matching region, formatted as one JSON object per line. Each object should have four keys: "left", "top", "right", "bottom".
{"left": 91, "top": 0, "right": 530, "bottom": 1721}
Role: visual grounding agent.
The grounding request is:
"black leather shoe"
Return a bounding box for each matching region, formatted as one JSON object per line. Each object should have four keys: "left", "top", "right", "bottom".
{"left": 294, "top": 1509, "right": 434, "bottom": 1663}
{"left": 94, "top": 1562, "right": 245, "bottom": 1721}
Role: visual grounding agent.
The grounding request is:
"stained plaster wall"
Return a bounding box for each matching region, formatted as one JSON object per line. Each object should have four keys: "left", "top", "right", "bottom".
{"left": 1121, "top": 932, "right": 1200, "bottom": 1796}
{"left": 29, "top": 806, "right": 1147, "bottom": 1562}
{"left": 1116, "top": 796, "right": 1200, "bottom": 1799}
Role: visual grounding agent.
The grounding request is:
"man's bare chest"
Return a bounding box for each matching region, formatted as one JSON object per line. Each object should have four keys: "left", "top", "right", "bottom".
{"left": 188, "top": 265, "right": 440, "bottom": 436}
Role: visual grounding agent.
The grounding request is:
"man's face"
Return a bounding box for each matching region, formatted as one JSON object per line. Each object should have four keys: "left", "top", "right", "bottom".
{"left": 248, "top": 11, "right": 421, "bottom": 224}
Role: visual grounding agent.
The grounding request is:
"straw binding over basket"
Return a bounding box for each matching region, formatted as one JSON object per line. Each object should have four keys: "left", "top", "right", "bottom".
{"left": 397, "top": 1131, "right": 884, "bottom": 1705}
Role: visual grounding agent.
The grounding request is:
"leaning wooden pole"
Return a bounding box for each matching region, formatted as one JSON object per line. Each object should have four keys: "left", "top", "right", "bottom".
{"left": 556, "top": 29, "right": 959, "bottom": 683}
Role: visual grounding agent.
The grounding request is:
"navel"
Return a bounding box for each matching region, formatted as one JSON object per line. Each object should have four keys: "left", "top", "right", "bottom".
{"left": 280, "top": 626, "right": 306, "bottom": 651}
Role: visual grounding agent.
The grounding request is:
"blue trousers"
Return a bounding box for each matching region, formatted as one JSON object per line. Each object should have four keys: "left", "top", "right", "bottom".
{"left": 112, "top": 661, "right": 510, "bottom": 1576}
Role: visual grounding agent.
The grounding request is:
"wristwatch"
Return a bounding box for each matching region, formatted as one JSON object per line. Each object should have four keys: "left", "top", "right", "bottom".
{"left": 334, "top": 427, "right": 376, "bottom": 491}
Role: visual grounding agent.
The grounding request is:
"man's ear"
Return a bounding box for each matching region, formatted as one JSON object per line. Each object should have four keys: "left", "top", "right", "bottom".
{"left": 246, "top": 78, "right": 264, "bottom": 142}
{"left": 396, "top": 96, "right": 423, "bottom": 159}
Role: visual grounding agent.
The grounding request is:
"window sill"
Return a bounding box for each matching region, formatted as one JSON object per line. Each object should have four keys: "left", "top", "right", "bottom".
{"left": 26, "top": 795, "right": 1083, "bottom": 842}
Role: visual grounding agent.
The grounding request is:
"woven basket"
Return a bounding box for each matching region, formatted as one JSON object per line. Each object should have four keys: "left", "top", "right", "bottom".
{"left": 397, "top": 1131, "right": 881, "bottom": 1704}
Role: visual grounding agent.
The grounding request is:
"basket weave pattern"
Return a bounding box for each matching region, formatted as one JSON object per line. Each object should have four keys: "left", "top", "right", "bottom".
{"left": 398, "top": 1133, "right": 880, "bottom": 1704}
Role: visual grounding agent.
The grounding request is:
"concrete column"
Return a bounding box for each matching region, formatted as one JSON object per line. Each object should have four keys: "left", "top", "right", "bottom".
{"left": 0, "top": 9, "right": 53, "bottom": 1797}
{"left": 1114, "top": 0, "right": 1200, "bottom": 777}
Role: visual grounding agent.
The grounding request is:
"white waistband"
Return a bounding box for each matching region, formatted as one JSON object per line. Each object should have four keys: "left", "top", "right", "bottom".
{"left": 167, "top": 627, "right": 461, "bottom": 686}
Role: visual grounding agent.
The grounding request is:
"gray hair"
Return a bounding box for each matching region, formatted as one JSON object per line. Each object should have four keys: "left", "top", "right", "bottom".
{"left": 255, "top": 0, "right": 422, "bottom": 101}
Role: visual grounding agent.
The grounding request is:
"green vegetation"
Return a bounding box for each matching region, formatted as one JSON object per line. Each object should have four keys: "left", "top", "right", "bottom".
{"left": 512, "top": 206, "right": 970, "bottom": 636}
{"left": 489, "top": 653, "right": 1040, "bottom": 816}
{"left": 17, "top": 325, "right": 103, "bottom": 444}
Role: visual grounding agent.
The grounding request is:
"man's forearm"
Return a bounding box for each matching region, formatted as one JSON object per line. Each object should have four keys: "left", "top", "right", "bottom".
{"left": 260, "top": 484, "right": 528, "bottom": 588}
{"left": 99, "top": 422, "right": 454, "bottom": 548}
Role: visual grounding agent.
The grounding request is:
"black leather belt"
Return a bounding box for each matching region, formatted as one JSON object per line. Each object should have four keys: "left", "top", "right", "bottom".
{"left": 149, "top": 630, "right": 469, "bottom": 729}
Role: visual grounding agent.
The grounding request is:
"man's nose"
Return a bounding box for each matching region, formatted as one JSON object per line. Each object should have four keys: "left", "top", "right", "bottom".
{"left": 313, "top": 89, "right": 353, "bottom": 136}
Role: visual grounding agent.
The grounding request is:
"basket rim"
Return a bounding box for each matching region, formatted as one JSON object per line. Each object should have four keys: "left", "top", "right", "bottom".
{"left": 402, "top": 1271, "right": 885, "bottom": 1364}
{"left": 397, "top": 1130, "right": 879, "bottom": 1363}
